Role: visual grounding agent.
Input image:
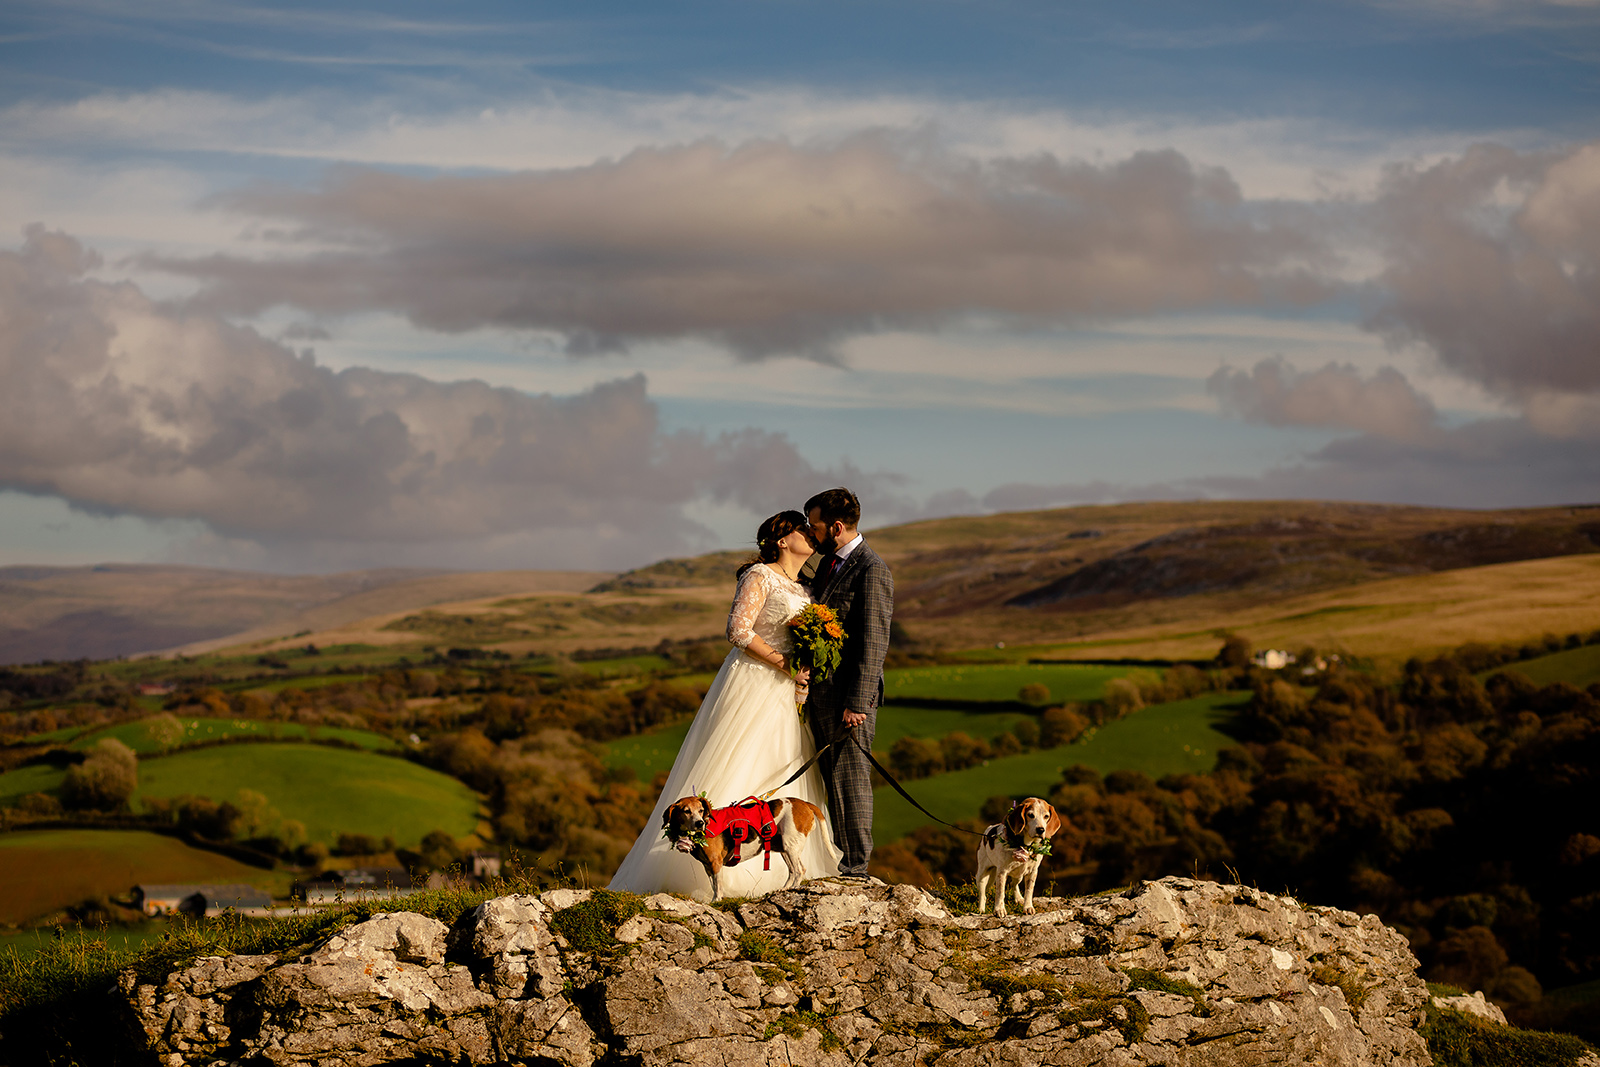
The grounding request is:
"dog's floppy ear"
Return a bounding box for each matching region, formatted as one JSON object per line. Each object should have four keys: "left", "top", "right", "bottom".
{"left": 661, "top": 805, "right": 675, "bottom": 829}
{"left": 1004, "top": 801, "right": 1025, "bottom": 839}
{"left": 1044, "top": 802, "right": 1062, "bottom": 838}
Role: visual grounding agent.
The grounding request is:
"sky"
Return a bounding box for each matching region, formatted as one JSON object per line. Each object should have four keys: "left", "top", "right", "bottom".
{"left": 1, "top": 0, "right": 1598, "bottom": 573}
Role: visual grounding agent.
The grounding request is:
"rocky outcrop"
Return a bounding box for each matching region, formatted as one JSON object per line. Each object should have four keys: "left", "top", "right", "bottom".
{"left": 118, "top": 876, "right": 1435, "bottom": 1066}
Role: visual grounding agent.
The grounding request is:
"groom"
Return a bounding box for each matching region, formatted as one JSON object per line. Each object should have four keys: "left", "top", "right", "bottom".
{"left": 803, "top": 487, "right": 894, "bottom": 880}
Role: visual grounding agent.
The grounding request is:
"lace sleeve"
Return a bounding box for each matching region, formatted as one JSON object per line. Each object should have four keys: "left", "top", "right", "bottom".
{"left": 726, "top": 566, "right": 772, "bottom": 649}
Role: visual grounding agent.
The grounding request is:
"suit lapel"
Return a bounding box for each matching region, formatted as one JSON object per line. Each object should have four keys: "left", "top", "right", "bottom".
{"left": 822, "top": 542, "right": 870, "bottom": 604}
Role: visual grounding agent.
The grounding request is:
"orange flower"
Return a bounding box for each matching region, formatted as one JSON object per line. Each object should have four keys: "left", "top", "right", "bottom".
{"left": 825, "top": 622, "right": 844, "bottom": 639}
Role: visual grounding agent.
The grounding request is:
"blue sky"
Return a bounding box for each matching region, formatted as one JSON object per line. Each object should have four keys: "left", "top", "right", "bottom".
{"left": 1, "top": 0, "right": 1597, "bottom": 571}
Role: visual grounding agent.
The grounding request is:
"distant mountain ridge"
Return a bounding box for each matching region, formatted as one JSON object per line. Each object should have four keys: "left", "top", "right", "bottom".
{"left": 4, "top": 500, "right": 1598, "bottom": 665}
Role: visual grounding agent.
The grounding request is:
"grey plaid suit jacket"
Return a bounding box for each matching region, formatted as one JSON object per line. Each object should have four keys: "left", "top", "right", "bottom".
{"left": 805, "top": 540, "right": 893, "bottom": 875}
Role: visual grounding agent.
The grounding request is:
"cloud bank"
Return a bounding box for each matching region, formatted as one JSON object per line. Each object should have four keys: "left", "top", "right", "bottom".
{"left": 144, "top": 136, "right": 1328, "bottom": 360}
{"left": 0, "top": 226, "right": 870, "bottom": 570}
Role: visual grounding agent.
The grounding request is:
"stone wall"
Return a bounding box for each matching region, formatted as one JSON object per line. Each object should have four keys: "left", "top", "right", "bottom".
{"left": 118, "top": 876, "right": 1436, "bottom": 1066}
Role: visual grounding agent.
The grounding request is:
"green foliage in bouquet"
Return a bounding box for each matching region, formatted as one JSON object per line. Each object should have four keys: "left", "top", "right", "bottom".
{"left": 788, "top": 604, "right": 846, "bottom": 680}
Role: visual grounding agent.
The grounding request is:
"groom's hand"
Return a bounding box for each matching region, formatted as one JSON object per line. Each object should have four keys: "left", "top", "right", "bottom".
{"left": 842, "top": 709, "right": 867, "bottom": 729}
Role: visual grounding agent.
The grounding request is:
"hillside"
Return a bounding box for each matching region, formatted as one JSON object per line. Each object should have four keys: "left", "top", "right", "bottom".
{"left": 6, "top": 501, "right": 1596, "bottom": 667}
{"left": 0, "top": 566, "right": 608, "bottom": 665}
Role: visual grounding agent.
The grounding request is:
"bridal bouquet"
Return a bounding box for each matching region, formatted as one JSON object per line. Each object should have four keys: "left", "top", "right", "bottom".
{"left": 787, "top": 604, "right": 846, "bottom": 721}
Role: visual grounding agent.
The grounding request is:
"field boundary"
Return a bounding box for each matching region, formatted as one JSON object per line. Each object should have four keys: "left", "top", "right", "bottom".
{"left": 0, "top": 820, "right": 278, "bottom": 869}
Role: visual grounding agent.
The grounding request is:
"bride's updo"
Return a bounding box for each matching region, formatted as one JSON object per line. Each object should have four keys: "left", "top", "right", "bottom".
{"left": 736, "top": 510, "right": 813, "bottom": 580}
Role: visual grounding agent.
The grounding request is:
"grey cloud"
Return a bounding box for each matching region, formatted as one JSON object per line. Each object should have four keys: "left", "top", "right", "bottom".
{"left": 1369, "top": 140, "right": 1600, "bottom": 398}
{"left": 0, "top": 226, "right": 865, "bottom": 570}
{"left": 144, "top": 135, "right": 1329, "bottom": 360}
{"left": 974, "top": 415, "right": 1597, "bottom": 516}
{"left": 1207, "top": 357, "right": 1437, "bottom": 439}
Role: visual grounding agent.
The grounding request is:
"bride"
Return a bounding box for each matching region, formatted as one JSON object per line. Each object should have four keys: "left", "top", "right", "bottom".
{"left": 608, "top": 510, "right": 842, "bottom": 899}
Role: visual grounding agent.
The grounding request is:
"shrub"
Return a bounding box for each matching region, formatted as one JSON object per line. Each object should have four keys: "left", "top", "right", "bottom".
{"left": 1019, "top": 683, "right": 1051, "bottom": 705}
{"left": 889, "top": 736, "right": 944, "bottom": 780}
{"left": 1011, "top": 718, "right": 1041, "bottom": 750}
{"left": 60, "top": 738, "right": 137, "bottom": 811}
{"left": 1040, "top": 706, "right": 1087, "bottom": 748}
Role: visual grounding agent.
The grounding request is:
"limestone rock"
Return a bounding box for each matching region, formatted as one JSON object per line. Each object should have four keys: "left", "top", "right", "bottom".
{"left": 116, "top": 876, "right": 1437, "bottom": 1067}
{"left": 1432, "top": 989, "right": 1509, "bottom": 1024}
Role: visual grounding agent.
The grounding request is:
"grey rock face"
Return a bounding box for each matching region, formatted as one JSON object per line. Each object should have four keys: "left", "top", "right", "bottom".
{"left": 117, "top": 878, "right": 1437, "bottom": 1066}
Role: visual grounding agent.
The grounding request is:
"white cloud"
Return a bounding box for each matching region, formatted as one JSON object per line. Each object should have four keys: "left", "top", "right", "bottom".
{"left": 0, "top": 226, "right": 877, "bottom": 570}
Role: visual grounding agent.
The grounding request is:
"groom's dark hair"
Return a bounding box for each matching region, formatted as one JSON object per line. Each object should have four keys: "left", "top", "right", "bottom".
{"left": 805, "top": 487, "right": 860, "bottom": 527}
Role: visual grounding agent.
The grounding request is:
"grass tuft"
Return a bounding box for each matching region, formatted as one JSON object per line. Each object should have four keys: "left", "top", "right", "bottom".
{"left": 1057, "top": 985, "right": 1151, "bottom": 1045}
{"left": 1422, "top": 1003, "right": 1596, "bottom": 1067}
{"left": 738, "top": 930, "right": 805, "bottom": 984}
{"left": 1123, "top": 966, "right": 1210, "bottom": 1016}
{"left": 763, "top": 1009, "right": 843, "bottom": 1051}
{"left": 548, "top": 889, "right": 646, "bottom": 956}
{"left": 1310, "top": 958, "right": 1370, "bottom": 1013}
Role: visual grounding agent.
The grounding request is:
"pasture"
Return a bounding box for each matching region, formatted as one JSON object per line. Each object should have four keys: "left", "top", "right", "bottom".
{"left": 603, "top": 703, "right": 1033, "bottom": 784}
{"left": 0, "top": 763, "right": 68, "bottom": 807}
{"left": 0, "top": 829, "right": 284, "bottom": 926}
{"left": 872, "top": 692, "right": 1248, "bottom": 843}
{"left": 133, "top": 745, "right": 479, "bottom": 847}
{"left": 884, "top": 662, "right": 1157, "bottom": 704}
{"left": 1492, "top": 645, "right": 1600, "bottom": 689}
{"left": 72, "top": 716, "right": 399, "bottom": 755}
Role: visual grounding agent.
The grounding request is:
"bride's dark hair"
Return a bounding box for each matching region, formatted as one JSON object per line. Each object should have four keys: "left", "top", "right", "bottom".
{"left": 736, "top": 510, "right": 813, "bottom": 580}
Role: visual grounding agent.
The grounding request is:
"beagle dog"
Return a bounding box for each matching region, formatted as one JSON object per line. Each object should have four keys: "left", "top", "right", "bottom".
{"left": 661, "top": 795, "right": 826, "bottom": 901}
{"left": 975, "top": 797, "right": 1062, "bottom": 917}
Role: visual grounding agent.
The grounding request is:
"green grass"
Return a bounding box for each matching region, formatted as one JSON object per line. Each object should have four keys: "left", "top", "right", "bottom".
{"left": 0, "top": 924, "right": 171, "bottom": 962}
{"left": 883, "top": 663, "right": 1157, "bottom": 704}
{"left": 72, "top": 716, "right": 398, "bottom": 755}
{"left": 577, "top": 654, "right": 675, "bottom": 679}
{"left": 132, "top": 744, "right": 479, "bottom": 847}
{"left": 229, "top": 673, "right": 374, "bottom": 693}
{"left": 0, "top": 830, "right": 286, "bottom": 926}
{"left": 602, "top": 704, "right": 1034, "bottom": 782}
{"left": 0, "top": 764, "right": 69, "bottom": 807}
{"left": 872, "top": 692, "right": 1247, "bottom": 843}
{"left": 606, "top": 721, "right": 694, "bottom": 781}
{"left": 1490, "top": 645, "right": 1600, "bottom": 689}
{"left": 872, "top": 706, "right": 1032, "bottom": 751}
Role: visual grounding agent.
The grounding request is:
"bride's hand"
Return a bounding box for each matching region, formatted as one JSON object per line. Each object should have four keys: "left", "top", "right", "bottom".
{"left": 793, "top": 666, "right": 811, "bottom": 685}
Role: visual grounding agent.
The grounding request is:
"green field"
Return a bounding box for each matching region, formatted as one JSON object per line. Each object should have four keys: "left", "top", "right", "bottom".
{"left": 883, "top": 662, "right": 1158, "bottom": 704}
{"left": 0, "top": 922, "right": 173, "bottom": 961}
{"left": 1488, "top": 645, "right": 1600, "bottom": 689}
{"left": 602, "top": 703, "right": 1033, "bottom": 785}
{"left": 872, "top": 692, "right": 1248, "bottom": 843}
{"left": 0, "top": 763, "right": 70, "bottom": 806}
{"left": 0, "top": 830, "right": 286, "bottom": 926}
{"left": 74, "top": 716, "right": 399, "bottom": 755}
{"left": 133, "top": 745, "right": 479, "bottom": 847}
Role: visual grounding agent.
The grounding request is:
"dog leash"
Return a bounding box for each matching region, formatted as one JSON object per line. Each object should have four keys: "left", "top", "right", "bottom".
{"left": 746, "top": 725, "right": 987, "bottom": 839}
{"left": 845, "top": 729, "right": 988, "bottom": 838}
{"left": 751, "top": 740, "right": 837, "bottom": 802}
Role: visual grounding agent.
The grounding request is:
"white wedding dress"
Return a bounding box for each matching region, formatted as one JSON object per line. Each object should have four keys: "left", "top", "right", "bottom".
{"left": 608, "top": 563, "right": 842, "bottom": 899}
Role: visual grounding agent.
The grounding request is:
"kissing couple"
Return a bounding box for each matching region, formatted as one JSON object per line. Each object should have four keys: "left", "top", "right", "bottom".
{"left": 608, "top": 487, "right": 895, "bottom": 899}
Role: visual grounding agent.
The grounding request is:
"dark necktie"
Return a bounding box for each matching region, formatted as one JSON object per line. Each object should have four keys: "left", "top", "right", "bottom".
{"left": 825, "top": 555, "right": 842, "bottom": 583}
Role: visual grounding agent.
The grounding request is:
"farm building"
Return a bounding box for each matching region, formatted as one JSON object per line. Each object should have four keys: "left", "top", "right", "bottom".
{"left": 292, "top": 866, "right": 417, "bottom": 905}
{"left": 134, "top": 883, "right": 272, "bottom": 916}
{"left": 466, "top": 850, "right": 501, "bottom": 879}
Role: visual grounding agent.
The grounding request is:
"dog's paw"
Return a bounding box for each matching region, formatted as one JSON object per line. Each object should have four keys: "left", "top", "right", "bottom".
{"left": 1022, "top": 904, "right": 1036, "bottom": 915}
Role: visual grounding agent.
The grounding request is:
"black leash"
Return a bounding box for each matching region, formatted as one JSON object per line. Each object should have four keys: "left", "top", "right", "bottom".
{"left": 846, "top": 728, "right": 987, "bottom": 838}
{"left": 751, "top": 739, "right": 836, "bottom": 802}
{"left": 747, "top": 724, "right": 986, "bottom": 839}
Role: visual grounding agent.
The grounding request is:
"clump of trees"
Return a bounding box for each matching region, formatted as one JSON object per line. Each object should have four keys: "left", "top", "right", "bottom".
{"left": 60, "top": 738, "right": 137, "bottom": 810}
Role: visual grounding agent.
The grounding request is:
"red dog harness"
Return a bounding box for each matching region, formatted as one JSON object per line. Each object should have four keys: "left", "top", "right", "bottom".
{"left": 704, "top": 798, "right": 779, "bottom": 869}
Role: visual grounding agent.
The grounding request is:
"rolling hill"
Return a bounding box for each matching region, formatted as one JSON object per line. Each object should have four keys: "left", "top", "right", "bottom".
{"left": 5, "top": 501, "right": 1596, "bottom": 667}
